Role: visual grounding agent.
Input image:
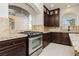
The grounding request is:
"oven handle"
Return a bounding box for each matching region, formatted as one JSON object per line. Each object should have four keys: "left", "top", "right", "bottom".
{"left": 29, "top": 35, "right": 42, "bottom": 41}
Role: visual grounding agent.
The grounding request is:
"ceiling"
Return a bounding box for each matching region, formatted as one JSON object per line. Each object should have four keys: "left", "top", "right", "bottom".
{"left": 44, "top": 3, "right": 79, "bottom": 10}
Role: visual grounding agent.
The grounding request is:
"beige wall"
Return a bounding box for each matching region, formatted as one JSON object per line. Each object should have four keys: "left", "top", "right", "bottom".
{"left": 32, "top": 3, "right": 44, "bottom": 25}
{"left": 0, "top": 3, "right": 9, "bottom": 37}
{"left": 0, "top": 3, "right": 8, "bottom": 17}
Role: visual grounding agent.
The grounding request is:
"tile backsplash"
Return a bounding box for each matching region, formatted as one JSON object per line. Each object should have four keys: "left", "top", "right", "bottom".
{"left": 0, "top": 17, "right": 9, "bottom": 37}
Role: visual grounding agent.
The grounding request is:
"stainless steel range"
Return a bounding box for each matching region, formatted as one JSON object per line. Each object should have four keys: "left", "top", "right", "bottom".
{"left": 20, "top": 31, "right": 43, "bottom": 56}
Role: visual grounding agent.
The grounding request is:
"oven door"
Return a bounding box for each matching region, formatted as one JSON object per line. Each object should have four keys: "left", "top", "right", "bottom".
{"left": 29, "top": 35, "right": 42, "bottom": 54}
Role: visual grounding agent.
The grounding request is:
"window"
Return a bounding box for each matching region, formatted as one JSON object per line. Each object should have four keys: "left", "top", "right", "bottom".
{"left": 28, "top": 15, "right": 32, "bottom": 29}
{"left": 62, "top": 13, "right": 76, "bottom": 26}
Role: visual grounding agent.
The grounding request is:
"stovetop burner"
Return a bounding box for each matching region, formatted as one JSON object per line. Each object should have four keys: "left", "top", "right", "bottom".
{"left": 19, "top": 31, "right": 43, "bottom": 37}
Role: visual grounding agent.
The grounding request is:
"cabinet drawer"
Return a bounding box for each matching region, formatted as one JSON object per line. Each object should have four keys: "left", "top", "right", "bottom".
{"left": 0, "top": 37, "right": 26, "bottom": 51}
{"left": 0, "top": 40, "right": 13, "bottom": 49}
{"left": 0, "top": 42, "right": 26, "bottom": 56}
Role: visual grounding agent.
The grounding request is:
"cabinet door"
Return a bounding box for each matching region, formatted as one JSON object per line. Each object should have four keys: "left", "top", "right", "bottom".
{"left": 43, "top": 33, "right": 51, "bottom": 48}
{"left": 44, "top": 12, "right": 48, "bottom": 26}
{"left": 51, "top": 33, "right": 61, "bottom": 44}
{"left": 49, "top": 15, "right": 59, "bottom": 27}
{"left": 49, "top": 15, "right": 55, "bottom": 26}
{"left": 51, "top": 33, "right": 71, "bottom": 46}
{"left": 54, "top": 15, "right": 59, "bottom": 27}
{"left": 61, "top": 33, "right": 71, "bottom": 46}
{"left": 49, "top": 8, "right": 60, "bottom": 27}
{"left": 44, "top": 12, "right": 50, "bottom": 26}
{"left": 47, "top": 15, "right": 51, "bottom": 26}
{"left": 7, "top": 42, "right": 26, "bottom": 56}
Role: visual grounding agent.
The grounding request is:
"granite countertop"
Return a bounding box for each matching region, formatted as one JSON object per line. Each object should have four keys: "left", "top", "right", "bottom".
{"left": 0, "top": 33, "right": 28, "bottom": 41}
{"left": 69, "top": 34, "right": 79, "bottom": 53}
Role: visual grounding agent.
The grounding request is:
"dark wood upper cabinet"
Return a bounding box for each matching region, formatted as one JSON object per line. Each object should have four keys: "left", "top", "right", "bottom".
{"left": 44, "top": 6, "right": 60, "bottom": 27}
{"left": 44, "top": 6, "right": 50, "bottom": 26}
{"left": 50, "top": 8, "right": 60, "bottom": 27}
{"left": 44, "top": 12, "right": 48, "bottom": 26}
{"left": 49, "top": 14, "right": 59, "bottom": 26}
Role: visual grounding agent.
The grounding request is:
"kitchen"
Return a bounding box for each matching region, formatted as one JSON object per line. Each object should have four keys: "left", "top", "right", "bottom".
{"left": 0, "top": 3, "right": 79, "bottom": 56}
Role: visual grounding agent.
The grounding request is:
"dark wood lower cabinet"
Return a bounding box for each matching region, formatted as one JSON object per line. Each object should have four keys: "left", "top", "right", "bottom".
{"left": 43, "top": 33, "right": 51, "bottom": 48}
{"left": 43, "top": 32, "right": 71, "bottom": 48}
{"left": 0, "top": 37, "right": 28, "bottom": 56}
{"left": 51, "top": 32, "right": 71, "bottom": 46}
{"left": 0, "top": 32, "right": 72, "bottom": 55}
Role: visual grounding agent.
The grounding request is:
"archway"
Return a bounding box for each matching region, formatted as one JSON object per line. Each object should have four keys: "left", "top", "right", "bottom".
{"left": 9, "top": 5, "right": 32, "bottom": 31}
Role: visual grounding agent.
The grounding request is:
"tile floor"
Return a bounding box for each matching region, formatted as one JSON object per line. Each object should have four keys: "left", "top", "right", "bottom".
{"left": 39, "top": 43, "right": 75, "bottom": 56}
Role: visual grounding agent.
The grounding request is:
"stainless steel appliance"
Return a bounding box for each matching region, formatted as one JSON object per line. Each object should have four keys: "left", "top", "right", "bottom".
{"left": 20, "top": 31, "right": 43, "bottom": 56}
{"left": 29, "top": 35, "right": 42, "bottom": 56}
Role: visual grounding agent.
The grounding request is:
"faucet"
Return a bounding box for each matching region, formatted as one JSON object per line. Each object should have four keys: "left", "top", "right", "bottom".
{"left": 68, "top": 26, "right": 70, "bottom": 31}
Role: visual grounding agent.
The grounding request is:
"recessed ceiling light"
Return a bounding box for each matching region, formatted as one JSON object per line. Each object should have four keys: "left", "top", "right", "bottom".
{"left": 67, "top": 5, "right": 71, "bottom": 8}
{"left": 51, "top": 4, "right": 54, "bottom": 7}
